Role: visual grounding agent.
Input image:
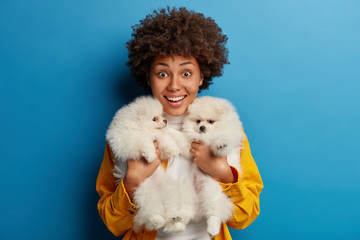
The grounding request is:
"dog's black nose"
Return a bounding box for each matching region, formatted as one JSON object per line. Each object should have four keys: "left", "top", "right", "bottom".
{"left": 163, "top": 119, "right": 167, "bottom": 124}
{"left": 199, "top": 126, "right": 205, "bottom": 132}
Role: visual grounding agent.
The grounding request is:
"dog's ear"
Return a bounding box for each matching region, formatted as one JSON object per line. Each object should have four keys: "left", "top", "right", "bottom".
{"left": 217, "top": 106, "right": 231, "bottom": 115}
{"left": 215, "top": 99, "right": 236, "bottom": 116}
{"left": 136, "top": 105, "right": 148, "bottom": 121}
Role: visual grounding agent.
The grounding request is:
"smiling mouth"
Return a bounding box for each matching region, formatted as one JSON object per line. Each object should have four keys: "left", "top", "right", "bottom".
{"left": 165, "top": 96, "right": 186, "bottom": 102}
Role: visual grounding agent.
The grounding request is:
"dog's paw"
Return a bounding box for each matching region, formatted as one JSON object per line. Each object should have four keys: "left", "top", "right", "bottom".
{"left": 142, "top": 151, "right": 157, "bottom": 163}
{"left": 160, "top": 145, "right": 181, "bottom": 159}
{"left": 207, "top": 216, "right": 221, "bottom": 238}
{"left": 159, "top": 149, "right": 172, "bottom": 160}
{"left": 211, "top": 139, "right": 229, "bottom": 156}
{"left": 216, "top": 143, "right": 228, "bottom": 151}
{"left": 172, "top": 221, "right": 186, "bottom": 233}
{"left": 210, "top": 144, "right": 228, "bottom": 157}
{"left": 163, "top": 221, "right": 186, "bottom": 233}
{"left": 145, "top": 215, "right": 165, "bottom": 230}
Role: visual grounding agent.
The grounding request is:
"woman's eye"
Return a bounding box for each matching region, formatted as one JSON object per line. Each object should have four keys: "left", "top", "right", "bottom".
{"left": 158, "top": 72, "right": 168, "bottom": 77}
{"left": 183, "top": 71, "right": 191, "bottom": 77}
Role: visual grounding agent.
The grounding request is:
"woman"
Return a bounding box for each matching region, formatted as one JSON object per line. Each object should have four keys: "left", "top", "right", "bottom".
{"left": 96, "top": 7, "right": 263, "bottom": 240}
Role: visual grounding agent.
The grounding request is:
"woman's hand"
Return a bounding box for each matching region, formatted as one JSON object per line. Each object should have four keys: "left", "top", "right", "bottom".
{"left": 190, "top": 141, "right": 235, "bottom": 183}
{"left": 123, "top": 141, "right": 161, "bottom": 199}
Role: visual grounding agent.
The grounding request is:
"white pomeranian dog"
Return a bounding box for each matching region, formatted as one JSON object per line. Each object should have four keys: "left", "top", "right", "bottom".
{"left": 182, "top": 96, "right": 245, "bottom": 237}
{"left": 106, "top": 96, "right": 185, "bottom": 232}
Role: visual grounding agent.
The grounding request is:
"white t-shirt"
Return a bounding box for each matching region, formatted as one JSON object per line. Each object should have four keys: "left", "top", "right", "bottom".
{"left": 155, "top": 113, "right": 211, "bottom": 240}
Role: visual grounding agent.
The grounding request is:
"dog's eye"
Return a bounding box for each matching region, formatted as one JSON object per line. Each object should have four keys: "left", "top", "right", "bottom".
{"left": 207, "top": 120, "right": 215, "bottom": 124}
{"left": 153, "top": 117, "right": 157, "bottom": 122}
{"left": 196, "top": 120, "right": 201, "bottom": 124}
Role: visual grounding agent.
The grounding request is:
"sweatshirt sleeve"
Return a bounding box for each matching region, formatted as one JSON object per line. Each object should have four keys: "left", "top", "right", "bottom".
{"left": 219, "top": 131, "right": 263, "bottom": 229}
{"left": 96, "top": 142, "right": 138, "bottom": 236}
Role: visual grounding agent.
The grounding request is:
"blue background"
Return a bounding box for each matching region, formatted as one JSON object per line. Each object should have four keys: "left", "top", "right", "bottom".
{"left": 1, "top": 0, "right": 359, "bottom": 239}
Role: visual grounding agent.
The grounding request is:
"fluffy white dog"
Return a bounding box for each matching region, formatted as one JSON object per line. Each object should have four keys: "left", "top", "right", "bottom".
{"left": 106, "top": 96, "right": 185, "bottom": 232}
{"left": 182, "top": 96, "right": 245, "bottom": 237}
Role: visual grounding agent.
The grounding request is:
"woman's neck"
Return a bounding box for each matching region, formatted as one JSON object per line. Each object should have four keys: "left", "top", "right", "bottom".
{"left": 163, "top": 112, "right": 186, "bottom": 130}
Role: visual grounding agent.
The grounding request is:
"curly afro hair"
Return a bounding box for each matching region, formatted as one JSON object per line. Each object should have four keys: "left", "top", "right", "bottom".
{"left": 126, "top": 7, "right": 229, "bottom": 93}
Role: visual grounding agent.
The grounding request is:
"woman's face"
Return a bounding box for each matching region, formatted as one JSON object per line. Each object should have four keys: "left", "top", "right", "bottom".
{"left": 148, "top": 55, "right": 204, "bottom": 116}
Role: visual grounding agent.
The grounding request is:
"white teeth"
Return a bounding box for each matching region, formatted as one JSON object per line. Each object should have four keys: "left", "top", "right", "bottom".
{"left": 166, "top": 96, "right": 185, "bottom": 102}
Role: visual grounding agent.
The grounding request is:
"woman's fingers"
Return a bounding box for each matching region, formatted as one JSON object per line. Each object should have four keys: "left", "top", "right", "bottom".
{"left": 153, "top": 140, "right": 160, "bottom": 156}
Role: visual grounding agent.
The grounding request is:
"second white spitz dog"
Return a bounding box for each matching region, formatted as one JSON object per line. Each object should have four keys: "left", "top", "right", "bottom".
{"left": 106, "top": 96, "right": 185, "bottom": 232}
{"left": 182, "top": 96, "right": 245, "bottom": 237}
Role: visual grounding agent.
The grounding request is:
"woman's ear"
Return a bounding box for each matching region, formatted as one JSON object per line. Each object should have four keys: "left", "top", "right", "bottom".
{"left": 199, "top": 73, "right": 204, "bottom": 86}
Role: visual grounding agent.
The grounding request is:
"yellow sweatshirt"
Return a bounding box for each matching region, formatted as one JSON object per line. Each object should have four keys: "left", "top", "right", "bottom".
{"left": 96, "top": 131, "right": 263, "bottom": 240}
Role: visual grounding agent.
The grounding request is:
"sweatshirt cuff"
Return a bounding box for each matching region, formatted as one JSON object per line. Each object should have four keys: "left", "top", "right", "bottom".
{"left": 112, "top": 178, "right": 139, "bottom": 215}
{"left": 219, "top": 166, "right": 246, "bottom": 202}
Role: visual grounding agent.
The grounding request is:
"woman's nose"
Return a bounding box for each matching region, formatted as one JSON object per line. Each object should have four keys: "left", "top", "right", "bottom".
{"left": 167, "top": 76, "right": 181, "bottom": 91}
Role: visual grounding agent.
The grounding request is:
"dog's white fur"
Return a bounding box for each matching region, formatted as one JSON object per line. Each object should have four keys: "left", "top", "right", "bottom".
{"left": 106, "top": 95, "right": 244, "bottom": 236}
{"left": 182, "top": 96, "right": 245, "bottom": 237}
{"left": 106, "top": 96, "right": 185, "bottom": 232}
{"left": 107, "top": 96, "right": 182, "bottom": 166}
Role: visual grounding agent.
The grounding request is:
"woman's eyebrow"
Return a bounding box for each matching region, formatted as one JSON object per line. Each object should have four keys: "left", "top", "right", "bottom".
{"left": 179, "top": 62, "right": 194, "bottom": 66}
{"left": 155, "top": 62, "right": 169, "bottom": 67}
{"left": 154, "top": 62, "right": 195, "bottom": 67}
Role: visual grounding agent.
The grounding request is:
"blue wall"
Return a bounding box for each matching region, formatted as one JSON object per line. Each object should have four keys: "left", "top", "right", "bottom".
{"left": 1, "top": 1, "right": 359, "bottom": 239}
